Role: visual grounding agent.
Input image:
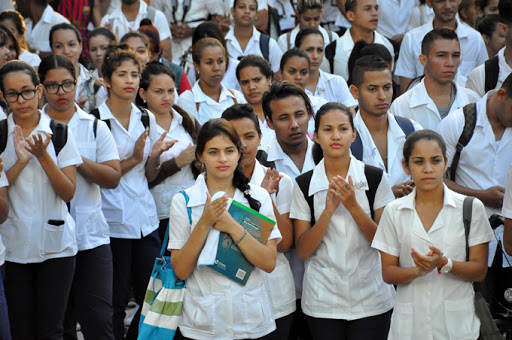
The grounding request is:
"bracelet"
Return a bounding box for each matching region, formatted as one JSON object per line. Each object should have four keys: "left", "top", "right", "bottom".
{"left": 234, "top": 230, "right": 247, "bottom": 246}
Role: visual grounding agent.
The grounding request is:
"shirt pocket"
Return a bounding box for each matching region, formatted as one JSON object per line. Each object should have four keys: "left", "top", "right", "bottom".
{"left": 41, "top": 222, "right": 66, "bottom": 254}
{"left": 360, "top": 264, "right": 392, "bottom": 308}
{"left": 75, "top": 206, "right": 106, "bottom": 237}
{"left": 77, "top": 141, "right": 96, "bottom": 162}
{"left": 390, "top": 302, "right": 413, "bottom": 339}
{"left": 101, "top": 191, "right": 124, "bottom": 224}
{"left": 444, "top": 296, "right": 479, "bottom": 339}
{"left": 182, "top": 291, "right": 215, "bottom": 335}
{"left": 444, "top": 239, "right": 467, "bottom": 263}
{"left": 304, "top": 263, "right": 339, "bottom": 308}
{"left": 241, "top": 284, "right": 273, "bottom": 330}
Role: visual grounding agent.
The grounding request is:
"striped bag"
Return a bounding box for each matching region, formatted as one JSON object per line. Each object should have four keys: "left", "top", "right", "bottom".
{"left": 138, "top": 191, "right": 191, "bottom": 339}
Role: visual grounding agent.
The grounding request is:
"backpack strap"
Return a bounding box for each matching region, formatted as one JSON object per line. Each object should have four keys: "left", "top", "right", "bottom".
{"left": 328, "top": 30, "right": 334, "bottom": 44}
{"left": 0, "top": 119, "right": 7, "bottom": 155}
{"left": 256, "top": 150, "right": 276, "bottom": 169}
{"left": 259, "top": 33, "right": 270, "bottom": 62}
{"left": 90, "top": 108, "right": 112, "bottom": 131}
{"left": 92, "top": 118, "right": 99, "bottom": 139}
{"left": 364, "top": 164, "right": 383, "bottom": 221}
{"left": 463, "top": 196, "right": 475, "bottom": 262}
{"left": 286, "top": 31, "right": 292, "bottom": 51}
{"left": 449, "top": 103, "right": 477, "bottom": 181}
{"left": 161, "top": 190, "right": 192, "bottom": 255}
{"left": 484, "top": 55, "right": 500, "bottom": 93}
{"left": 394, "top": 115, "right": 415, "bottom": 137}
{"left": 350, "top": 129, "right": 363, "bottom": 161}
{"left": 296, "top": 169, "right": 315, "bottom": 225}
{"left": 325, "top": 40, "right": 337, "bottom": 74}
{"left": 227, "top": 89, "right": 238, "bottom": 104}
{"left": 49, "top": 119, "right": 68, "bottom": 157}
{"left": 136, "top": 105, "right": 150, "bottom": 130}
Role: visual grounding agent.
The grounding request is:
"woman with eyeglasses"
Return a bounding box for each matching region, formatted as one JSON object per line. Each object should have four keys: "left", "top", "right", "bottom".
{"left": 39, "top": 54, "right": 121, "bottom": 340}
{"left": 0, "top": 60, "right": 82, "bottom": 339}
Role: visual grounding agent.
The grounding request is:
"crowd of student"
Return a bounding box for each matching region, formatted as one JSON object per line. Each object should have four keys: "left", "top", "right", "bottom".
{"left": 0, "top": 0, "right": 510, "bottom": 339}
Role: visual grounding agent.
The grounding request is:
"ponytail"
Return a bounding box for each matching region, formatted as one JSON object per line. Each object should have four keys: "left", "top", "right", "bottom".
{"left": 233, "top": 166, "right": 261, "bottom": 212}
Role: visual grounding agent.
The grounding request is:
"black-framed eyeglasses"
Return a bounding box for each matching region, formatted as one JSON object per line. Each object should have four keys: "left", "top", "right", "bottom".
{"left": 4, "top": 89, "right": 37, "bottom": 103}
{"left": 44, "top": 81, "right": 76, "bottom": 94}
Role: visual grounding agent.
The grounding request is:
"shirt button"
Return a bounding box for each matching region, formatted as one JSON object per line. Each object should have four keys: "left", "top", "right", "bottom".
{"left": 26, "top": 183, "right": 32, "bottom": 188}
{"left": 27, "top": 212, "right": 32, "bottom": 217}
{"left": 226, "top": 292, "right": 231, "bottom": 298}
{"left": 343, "top": 276, "right": 348, "bottom": 281}
{"left": 227, "top": 327, "right": 233, "bottom": 333}
{"left": 425, "top": 317, "right": 431, "bottom": 324}
{"left": 25, "top": 240, "right": 30, "bottom": 245}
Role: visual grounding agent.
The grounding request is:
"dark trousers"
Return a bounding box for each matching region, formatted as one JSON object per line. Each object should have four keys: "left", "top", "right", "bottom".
{"left": 4, "top": 256, "right": 76, "bottom": 340}
{"left": 63, "top": 244, "right": 114, "bottom": 340}
{"left": 110, "top": 230, "right": 161, "bottom": 340}
{"left": 307, "top": 309, "right": 392, "bottom": 340}
{"left": 175, "top": 328, "right": 276, "bottom": 340}
{"left": 288, "top": 300, "right": 313, "bottom": 340}
{"left": 273, "top": 313, "right": 294, "bottom": 340}
{"left": 0, "top": 265, "right": 11, "bottom": 340}
{"left": 158, "top": 218, "right": 170, "bottom": 256}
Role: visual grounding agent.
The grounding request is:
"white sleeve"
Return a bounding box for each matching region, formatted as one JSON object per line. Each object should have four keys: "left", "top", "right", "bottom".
{"left": 468, "top": 197, "right": 495, "bottom": 246}
{"left": 503, "top": 165, "right": 512, "bottom": 219}
{"left": 275, "top": 173, "right": 293, "bottom": 214}
{"left": 277, "top": 34, "right": 287, "bottom": 53}
{"left": 154, "top": 10, "right": 172, "bottom": 40}
{"left": 475, "top": 35, "right": 489, "bottom": 67}
{"left": 436, "top": 110, "right": 464, "bottom": 168}
{"left": 0, "top": 170, "right": 8, "bottom": 187}
{"left": 57, "top": 128, "right": 83, "bottom": 169}
{"left": 373, "top": 171, "right": 395, "bottom": 211}
{"left": 168, "top": 191, "right": 193, "bottom": 250}
{"left": 177, "top": 90, "right": 199, "bottom": 120}
{"left": 269, "top": 38, "right": 283, "bottom": 73}
{"left": 95, "top": 120, "right": 120, "bottom": 163}
{"left": 147, "top": 109, "right": 160, "bottom": 151}
{"left": 289, "top": 181, "right": 312, "bottom": 222}
{"left": 394, "top": 32, "right": 418, "bottom": 79}
{"left": 257, "top": 0, "right": 268, "bottom": 11}
{"left": 258, "top": 189, "right": 282, "bottom": 243}
{"left": 465, "top": 66, "right": 485, "bottom": 98}
{"left": 335, "top": 77, "right": 357, "bottom": 107}
{"left": 371, "top": 204, "right": 401, "bottom": 257}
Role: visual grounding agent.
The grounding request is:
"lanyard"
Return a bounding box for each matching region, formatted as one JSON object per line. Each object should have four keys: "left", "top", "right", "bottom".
{"left": 172, "top": 0, "right": 192, "bottom": 24}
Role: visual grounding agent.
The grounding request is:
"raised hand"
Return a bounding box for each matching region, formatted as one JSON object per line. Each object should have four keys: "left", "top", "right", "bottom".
{"left": 13, "top": 125, "right": 31, "bottom": 164}
{"left": 411, "top": 246, "right": 444, "bottom": 277}
{"left": 132, "top": 128, "right": 149, "bottom": 163}
{"left": 260, "top": 168, "right": 282, "bottom": 195}
{"left": 151, "top": 131, "right": 177, "bottom": 158}
{"left": 175, "top": 143, "right": 197, "bottom": 168}
{"left": 25, "top": 132, "right": 51, "bottom": 159}
{"left": 200, "top": 192, "right": 229, "bottom": 227}
{"left": 330, "top": 175, "right": 357, "bottom": 210}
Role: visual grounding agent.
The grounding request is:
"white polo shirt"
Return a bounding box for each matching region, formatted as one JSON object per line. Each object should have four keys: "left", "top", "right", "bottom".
{"left": 503, "top": 165, "right": 512, "bottom": 220}
{"left": 320, "top": 28, "right": 394, "bottom": 81}
{"left": 353, "top": 111, "right": 423, "bottom": 187}
{"left": 177, "top": 81, "right": 246, "bottom": 125}
{"left": 0, "top": 171, "right": 8, "bottom": 266}
{"left": 225, "top": 26, "right": 283, "bottom": 73}
{"left": 390, "top": 78, "right": 480, "bottom": 131}
{"left": 372, "top": 186, "right": 494, "bottom": 340}
{"left": 395, "top": 17, "right": 488, "bottom": 85}
{"left": 1, "top": 112, "right": 82, "bottom": 263}
{"left": 96, "top": 102, "right": 160, "bottom": 239}
{"left": 100, "top": 1, "right": 171, "bottom": 41}
{"left": 168, "top": 175, "right": 281, "bottom": 339}
{"left": 290, "top": 157, "right": 395, "bottom": 319}
{"left": 262, "top": 136, "right": 315, "bottom": 181}
{"left": 308, "top": 70, "right": 357, "bottom": 107}
{"left": 43, "top": 104, "right": 119, "bottom": 251}
{"left": 249, "top": 160, "right": 296, "bottom": 318}
{"left": 150, "top": 109, "right": 195, "bottom": 219}
{"left": 278, "top": 25, "right": 339, "bottom": 53}
{"left": 408, "top": 4, "right": 434, "bottom": 31}
{"left": 466, "top": 47, "right": 512, "bottom": 98}
{"left": 24, "top": 5, "right": 70, "bottom": 53}
{"left": 19, "top": 50, "right": 41, "bottom": 68}
{"left": 437, "top": 92, "right": 512, "bottom": 217}
{"left": 376, "top": 0, "right": 419, "bottom": 38}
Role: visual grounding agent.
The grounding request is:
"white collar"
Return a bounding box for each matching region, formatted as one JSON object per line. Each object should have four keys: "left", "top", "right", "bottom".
{"left": 8, "top": 110, "right": 52, "bottom": 136}
{"left": 265, "top": 136, "right": 313, "bottom": 162}
{"left": 225, "top": 26, "right": 261, "bottom": 43}
{"left": 191, "top": 81, "right": 234, "bottom": 103}
{"left": 397, "top": 184, "right": 458, "bottom": 210}
{"left": 41, "top": 5, "right": 55, "bottom": 24}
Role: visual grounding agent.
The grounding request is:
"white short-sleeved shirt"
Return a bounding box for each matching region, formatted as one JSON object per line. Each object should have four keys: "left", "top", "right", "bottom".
{"left": 390, "top": 78, "right": 480, "bottom": 131}
{"left": 100, "top": 1, "right": 172, "bottom": 41}
{"left": 97, "top": 102, "right": 159, "bottom": 239}
{"left": 503, "top": 165, "right": 512, "bottom": 219}
{"left": 0, "top": 170, "right": 8, "bottom": 266}
{"left": 177, "top": 81, "right": 246, "bottom": 125}
{"left": 372, "top": 186, "right": 494, "bottom": 340}
{"left": 1, "top": 112, "right": 82, "bottom": 263}
{"left": 259, "top": 118, "right": 276, "bottom": 150}
{"left": 376, "top": 0, "right": 419, "bottom": 38}
{"left": 290, "top": 157, "right": 395, "bottom": 319}
{"left": 466, "top": 47, "right": 512, "bottom": 98}
{"left": 437, "top": 92, "right": 512, "bottom": 217}
{"left": 353, "top": 112, "right": 423, "bottom": 187}
{"left": 277, "top": 25, "right": 339, "bottom": 53}
{"left": 309, "top": 70, "right": 357, "bottom": 107}
{"left": 19, "top": 49, "right": 41, "bottom": 68}
{"left": 249, "top": 160, "right": 296, "bottom": 318}
{"left": 168, "top": 175, "right": 281, "bottom": 339}
{"left": 395, "top": 17, "right": 488, "bottom": 85}
{"left": 268, "top": 0, "right": 296, "bottom": 32}
{"left": 150, "top": 109, "right": 195, "bottom": 219}
{"left": 320, "top": 29, "right": 394, "bottom": 81}
{"left": 226, "top": 26, "right": 283, "bottom": 73}
{"left": 43, "top": 104, "right": 119, "bottom": 251}
{"left": 24, "top": 5, "right": 70, "bottom": 53}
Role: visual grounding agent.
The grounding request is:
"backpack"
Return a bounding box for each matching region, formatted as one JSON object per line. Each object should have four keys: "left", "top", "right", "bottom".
{"left": 0, "top": 119, "right": 68, "bottom": 155}
{"left": 449, "top": 102, "right": 477, "bottom": 181}
{"left": 325, "top": 39, "right": 337, "bottom": 74}
{"left": 89, "top": 105, "right": 150, "bottom": 137}
{"left": 296, "top": 164, "right": 383, "bottom": 224}
{"left": 350, "top": 116, "right": 415, "bottom": 161}
{"left": 484, "top": 55, "right": 500, "bottom": 94}
{"left": 259, "top": 33, "right": 270, "bottom": 62}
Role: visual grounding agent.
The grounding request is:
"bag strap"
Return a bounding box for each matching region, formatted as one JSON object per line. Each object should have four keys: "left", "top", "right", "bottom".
{"left": 49, "top": 119, "right": 68, "bottom": 157}
{"left": 286, "top": 31, "right": 292, "bottom": 51}
{"left": 394, "top": 115, "right": 415, "bottom": 137}
{"left": 161, "top": 190, "right": 192, "bottom": 255}
{"left": 90, "top": 108, "right": 112, "bottom": 131}
{"left": 463, "top": 196, "right": 474, "bottom": 262}
{"left": 484, "top": 55, "right": 500, "bottom": 93}
{"left": 364, "top": 164, "right": 383, "bottom": 221}
{"left": 259, "top": 33, "right": 270, "bottom": 62}
{"left": 296, "top": 169, "right": 315, "bottom": 224}
{"left": 136, "top": 105, "right": 150, "bottom": 130}
{"left": 227, "top": 89, "right": 238, "bottom": 104}
{"left": 325, "top": 40, "right": 337, "bottom": 74}
{"left": 256, "top": 149, "right": 276, "bottom": 169}
{"left": 350, "top": 129, "right": 363, "bottom": 161}
{"left": 0, "top": 119, "right": 7, "bottom": 155}
{"left": 450, "top": 103, "right": 477, "bottom": 181}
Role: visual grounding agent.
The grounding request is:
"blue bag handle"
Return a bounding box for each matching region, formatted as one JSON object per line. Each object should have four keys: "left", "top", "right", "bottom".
{"left": 160, "top": 190, "right": 192, "bottom": 255}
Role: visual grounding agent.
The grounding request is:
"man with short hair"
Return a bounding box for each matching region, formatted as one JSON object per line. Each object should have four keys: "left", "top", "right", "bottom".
{"left": 395, "top": 0, "right": 487, "bottom": 94}
{"left": 466, "top": 0, "right": 512, "bottom": 97}
{"left": 390, "top": 28, "right": 480, "bottom": 130}
{"left": 350, "top": 55, "right": 422, "bottom": 198}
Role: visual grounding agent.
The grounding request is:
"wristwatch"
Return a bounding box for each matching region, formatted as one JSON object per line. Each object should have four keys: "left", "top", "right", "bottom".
{"left": 438, "top": 257, "right": 453, "bottom": 274}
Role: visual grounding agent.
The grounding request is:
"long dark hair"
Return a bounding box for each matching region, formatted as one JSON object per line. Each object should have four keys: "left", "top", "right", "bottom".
{"left": 196, "top": 118, "right": 261, "bottom": 211}
{"left": 38, "top": 54, "right": 76, "bottom": 84}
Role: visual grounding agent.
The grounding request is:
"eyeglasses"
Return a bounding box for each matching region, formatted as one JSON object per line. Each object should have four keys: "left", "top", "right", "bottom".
{"left": 4, "top": 89, "right": 37, "bottom": 103}
{"left": 44, "top": 81, "right": 76, "bottom": 94}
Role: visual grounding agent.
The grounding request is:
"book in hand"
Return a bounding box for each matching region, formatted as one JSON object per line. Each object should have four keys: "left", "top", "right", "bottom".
{"left": 208, "top": 200, "right": 275, "bottom": 286}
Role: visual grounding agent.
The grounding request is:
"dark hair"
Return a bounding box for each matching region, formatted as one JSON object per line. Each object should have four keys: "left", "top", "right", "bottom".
{"left": 312, "top": 102, "right": 353, "bottom": 164}
{"left": 137, "top": 60, "right": 175, "bottom": 106}
{"left": 87, "top": 27, "right": 116, "bottom": 50}
{"left": 38, "top": 54, "right": 76, "bottom": 84}
{"left": 49, "top": 23, "right": 82, "bottom": 50}
{"left": 502, "top": 73, "right": 512, "bottom": 97}
{"left": 421, "top": 28, "right": 459, "bottom": 56}
{"left": 351, "top": 55, "right": 390, "bottom": 87}
{"left": 0, "top": 24, "right": 20, "bottom": 59}
{"left": 262, "top": 81, "right": 314, "bottom": 122}
{"left": 476, "top": 14, "right": 501, "bottom": 36}
{"left": 138, "top": 23, "right": 161, "bottom": 57}
{"left": 196, "top": 118, "right": 261, "bottom": 211}
{"left": 345, "top": 0, "right": 359, "bottom": 13}
{"left": 295, "top": 27, "right": 323, "bottom": 48}
{"left": 279, "top": 47, "right": 310, "bottom": 72}
{"left": 236, "top": 54, "right": 273, "bottom": 81}
{"left": 0, "top": 60, "right": 39, "bottom": 92}
{"left": 347, "top": 41, "right": 392, "bottom": 85}
{"left": 499, "top": 0, "right": 512, "bottom": 25}
{"left": 101, "top": 43, "right": 141, "bottom": 84}
{"left": 192, "top": 37, "right": 228, "bottom": 69}
{"left": 0, "top": 10, "right": 28, "bottom": 50}
{"left": 296, "top": 0, "right": 323, "bottom": 13}
{"left": 233, "top": 0, "right": 258, "bottom": 9}
{"left": 120, "top": 31, "right": 149, "bottom": 48}
{"left": 403, "top": 130, "right": 447, "bottom": 167}
{"left": 221, "top": 103, "right": 262, "bottom": 136}
{"left": 192, "top": 22, "right": 227, "bottom": 49}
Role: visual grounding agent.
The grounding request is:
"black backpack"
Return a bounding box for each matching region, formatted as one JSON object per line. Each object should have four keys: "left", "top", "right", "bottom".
{"left": 325, "top": 39, "right": 337, "bottom": 74}
{"left": 448, "top": 102, "right": 478, "bottom": 181}
{"left": 89, "top": 105, "right": 150, "bottom": 137}
{"left": 259, "top": 33, "right": 270, "bottom": 62}
{"left": 296, "top": 164, "right": 383, "bottom": 224}
{"left": 0, "top": 119, "right": 68, "bottom": 155}
{"left": 484, "top": 55, "right": 500, "bottom": 93}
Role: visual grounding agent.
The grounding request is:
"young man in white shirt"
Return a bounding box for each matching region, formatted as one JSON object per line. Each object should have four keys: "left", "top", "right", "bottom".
{"left": 395, "top": 0, "right": 488, "bottom": 94}
{"left": 350, "top": 55, "right": 423, "bottom": 198}
{"left": 390, "top": 28, "right": 480, "bottom": 130}
{"left": 15, "top": 0, "right": 69, "bottom": 58}
{"left": 100, "top": 0, "right": 173, "bottom": 62}
{"left": 376, "top": 0, "right": 418, "bottom": 44}
{"left": 321, "top": 0, "right": 394, "bottom": 81}
{"left": 466, "top": 0, "right": 512, "bottom": 97}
